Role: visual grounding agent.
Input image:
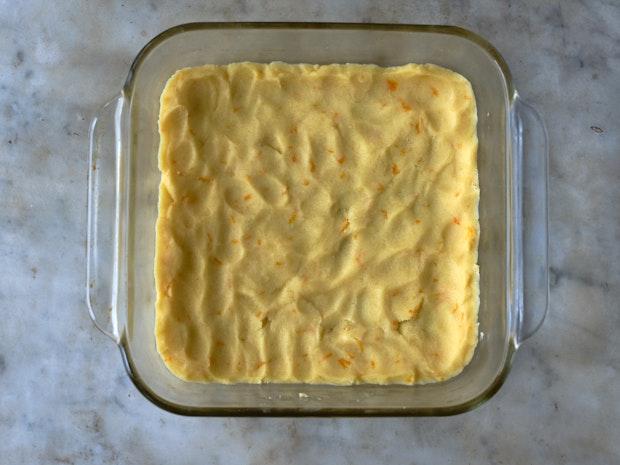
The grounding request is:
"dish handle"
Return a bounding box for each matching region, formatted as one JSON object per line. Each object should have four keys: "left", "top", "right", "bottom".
{"left": 512, "top": 96, "right": 549, "bottom": 345}
{"left": 86, "top": 95, "right": 124, "bottom": 343}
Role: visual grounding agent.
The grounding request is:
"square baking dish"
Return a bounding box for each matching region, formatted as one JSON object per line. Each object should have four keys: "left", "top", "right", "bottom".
{"left": 86, "top": 23, "right": 548, "bottom": 416}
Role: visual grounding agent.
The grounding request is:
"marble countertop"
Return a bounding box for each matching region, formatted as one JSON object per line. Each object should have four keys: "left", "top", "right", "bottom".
{"left": 1, "top": 1, "right": 618, "bottom": 463}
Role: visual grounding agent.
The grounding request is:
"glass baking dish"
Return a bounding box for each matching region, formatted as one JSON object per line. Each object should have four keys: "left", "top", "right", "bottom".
{"left": 86, "top": 23, "right": 548, "bottom": 416}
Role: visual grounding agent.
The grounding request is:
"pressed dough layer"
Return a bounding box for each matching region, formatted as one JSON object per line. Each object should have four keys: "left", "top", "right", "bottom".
{"left": 155, "top": 62, "right": 479, "bottom": 384}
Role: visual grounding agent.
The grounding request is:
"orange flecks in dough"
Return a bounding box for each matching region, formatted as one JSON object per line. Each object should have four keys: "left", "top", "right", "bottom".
{"left": 376, "top": 182, "right": 385, "bottom": 193}
{"left": 415, "top": 219, "right": 422, "bottom": 224}
{"left": 431, "top": 86, "right": 439, "bottom": 97}
{"left": 453, "top": 217, "right": 461, "bottom": 225}
{"left": 391, "top": 320, "right": 400, "bottom": 331}
{"left": 337, "top": 155, "right": 347, "bottom": 164}
{"left": 309, "top": 159, "right": 316, "bottom": 172}
{"left": 211, "top": 256, "right": 223, "bottom": 266}
{"left": 243, "top": 193, "right": 253, "bottom": 201}
{"left": 275, "top": 260, "right": 284, "bottom": 267}
{"left": 340, "top": 218, "right": 350, "bottom": 233}
{"left": 392, "top": 163, "right": 400, "bottom": 175}
{"left": 400, "top": 99, "right": 412, "bottom": 112}
{"left": 323, "top": 352, "right": 333, "bottom": 361}
{"left": 291, "top": 154, "right": 298, "bottom": 163}
{"left": 302, "top": 179, "right": 310, "bottom": 186}
{"left": 370, "top": 360, "right": 377, "bottom": 369}
{"left": 386, "top": 79, "right": 398, "bottom": 92}
{"left": 338, "top": 358, "right": 352, "bottom": 368}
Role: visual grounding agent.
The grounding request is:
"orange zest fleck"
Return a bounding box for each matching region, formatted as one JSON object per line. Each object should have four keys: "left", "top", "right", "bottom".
{"left": 291, "top": 154, "right": 298, "bottom": 163}
{"left": 302, "top": 179, "right": 310, "bottom": 186}
{"left": 309, "top": 159, "right": 316, "bottom": 172}
{"left": 453, "top": 216, "right": 461, "bottom": 225}
{"left": 391, "top": 163, "right": 400, "bottom": 175}
{"left": 370, "top": 360, "right": 376, "bottom": 369}
{"left": 243, "top": 193, "right": 253, "bottom": 201}
{"left": 338, "top": 358, "right": 352, "bottom": 368}
{"left": 275, "top": 260, "right": 283, "bottom": 266}
{"left": 415, "top": 120, "right": 422, "bottom": 134}
{"left": 400, "top": 99, "right": 412, "bottom": 112}
{"left": 431, "top": 86, "right": 439, "bottom": 96}
{"left": 355, "top": 253, "right": 364, "bottom": 266}
{"left": 391, "top": 320, "right": 400, "bottom": 331}
{"left": 211, "top": 256, "right": 223, "bottom": 266}
{"left": 337, "top": 155, "right": 346, "bottom": 164}
{"left": 377, "top": 182, "right": 385, "bottom": 193}
{"left": 323, "top": 352, "right": 333, "bottom": 360}
{"left": 387, "top": 79, "right": 398, "bottom": 92}
{"left": 415, "top": 219, "right": 422, "bottom": 224}
{"left": 340, "top": 217, "right": 350, "bottom": 233}
{"left": 290, "top": 126, "right": 298, "bottom": 134}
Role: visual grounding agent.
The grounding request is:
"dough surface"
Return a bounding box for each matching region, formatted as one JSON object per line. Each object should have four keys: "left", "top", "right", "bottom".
{"left": 155, "top": 62, "right": 479, "bottom": 384}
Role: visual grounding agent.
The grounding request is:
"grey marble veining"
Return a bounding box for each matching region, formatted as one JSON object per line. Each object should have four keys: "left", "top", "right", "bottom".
{"left": 1, "top": 1, "right": 618, "bottom": 464}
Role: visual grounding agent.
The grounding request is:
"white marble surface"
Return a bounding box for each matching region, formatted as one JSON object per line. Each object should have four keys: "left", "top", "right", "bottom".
{"left": 1, "top": 0, "right": 618, "bottom": 463}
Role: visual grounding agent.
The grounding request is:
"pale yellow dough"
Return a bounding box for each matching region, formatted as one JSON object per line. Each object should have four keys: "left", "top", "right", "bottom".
{"left": 155, "top": 62, "right": 479, "bottom": 384}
